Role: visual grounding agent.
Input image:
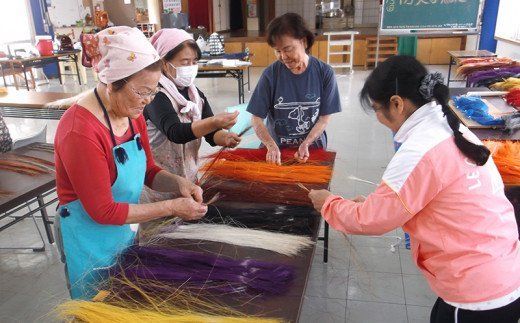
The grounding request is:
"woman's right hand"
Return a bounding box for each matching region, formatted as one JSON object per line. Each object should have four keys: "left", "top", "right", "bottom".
{"left": 168, "top": 197, "right": 207, "bottom": 221}
{"left": 212, "top": 111, "right": 239, "bottom": 129}
{"left": 266, "top": 144, "right": 281, "bottom": 165}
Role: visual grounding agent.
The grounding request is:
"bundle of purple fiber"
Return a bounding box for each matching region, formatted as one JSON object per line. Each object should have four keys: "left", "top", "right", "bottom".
{"left": 467, "top": 67, "right": 520, "bottom": 87}
{"left": 108, "top": 245, "right": 294, "bottom": 296}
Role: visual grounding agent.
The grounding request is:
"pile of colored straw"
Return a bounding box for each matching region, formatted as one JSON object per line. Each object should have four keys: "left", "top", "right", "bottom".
{"left": 483, "top": 140, "right": 520, "bottom": 185}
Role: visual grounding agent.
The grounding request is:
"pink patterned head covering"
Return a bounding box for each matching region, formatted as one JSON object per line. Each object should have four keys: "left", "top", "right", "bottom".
{"left": 89, "top": 26, "right": 160, "bottom": 84}
{"left": 150, "top": 28, "right": 193, "bottom": 58}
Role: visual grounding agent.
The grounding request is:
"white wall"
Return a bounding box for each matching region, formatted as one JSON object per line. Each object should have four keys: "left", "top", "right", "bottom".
{"left": 494, "top": 0, "right": 520, "bottom": 43}
{"left": 496, "top": 40, "right": 520, "bottom": 60}
{"left": 354, "top": 0, "right": 379, "bottom": 26}
{"left": 465, "top": 35, "right": 478, "bottom": 51}
{"left": 0, "top": 0, "right": 33, "bottom": 43}
{"left": 48, "top": 0, "right": 87, "bottom": 27}
{"left": 275, "top": 0, "right": 315, "bottom": 30}
{"left": 213, "top": 0, "right": 230, "bottom": 32}
{"left": 247, "top": 17, "right": 259, "bottom": 31}
{"left": 147, "top": 0, "right": 160, "bottom": 28}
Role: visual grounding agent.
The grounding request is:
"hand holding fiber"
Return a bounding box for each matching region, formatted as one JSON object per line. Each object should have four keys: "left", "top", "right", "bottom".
{"left": 220, "top": 131, "right": 242, "bottom": 148}
{"left": 213, "top": 111, "right": 239, "bottom": 129}
{"left": 178, "top": 177, "right": 204, "bottom": 202}
{"left": 266, "top": 144, "right": 281, "bottom": 165}
{"left": 308, "top": 189, "right": 332, "bottom": 212}
{"left": 168, "top": 197, "right": 208, "bottom": 220}
{"left": 294, "top": 142, "right": 310, "bottom": 163}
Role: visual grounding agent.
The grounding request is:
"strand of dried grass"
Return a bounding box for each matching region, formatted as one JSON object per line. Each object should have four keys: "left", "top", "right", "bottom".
{"left": 0, "top": 159, "right": 50, "bottom": 175}
{"left": 10, "top": 154, "right": 54, "bottom": 167}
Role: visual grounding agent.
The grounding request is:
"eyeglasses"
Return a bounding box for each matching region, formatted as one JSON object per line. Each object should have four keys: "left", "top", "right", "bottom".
{"left": 123, "top": 79, "right": 160, "bottom": 99}
{"left": 131, "top": 86, "right": 160, "bottom": 99}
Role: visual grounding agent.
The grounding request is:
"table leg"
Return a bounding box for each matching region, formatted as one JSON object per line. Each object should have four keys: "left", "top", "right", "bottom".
{"left": 57, "top": 60, "right": 63, "bottom": 85}
{"left": 447, "top": 57, "right": 453, "bottom": 87}
{"left": 236, "top": 71, "right": 241, "bottom": 104}
{"left": 0, "top": 64, "right": 6, "bottom": 87}
{"left": 10, "top": 62, "right": 19, "bottom": 90}
{"left": 323, "top": 221, "right": 329, "bottom": 263}
{"left": 238, "top": 70, "right": 244, "bottom": 104}
{"left": 29, "top": 68, "right": 35, "bottom": 89}
{"left": 37, "top": 195, "right": 54, "bottom": 244}
{"left": 317, "top": 219, "right": 330, "bottom": 263}
{"left": 22, "top": 65, "right": 29, "bottom": 91}
{"left": 73, "top": 54, "right": 81, "bottom": 85}
{"left": 247, "top": 66, "right": 251, "bottom": 92}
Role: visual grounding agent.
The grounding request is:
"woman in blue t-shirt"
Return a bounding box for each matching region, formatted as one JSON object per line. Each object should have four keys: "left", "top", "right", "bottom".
{"left": 247, "top": 13, "right": 341, "bottom": 165}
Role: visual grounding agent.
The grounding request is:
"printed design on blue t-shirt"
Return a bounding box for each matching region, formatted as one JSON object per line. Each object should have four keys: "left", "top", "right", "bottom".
{"left": 274, "top": 96, "right": 320, "bottom": 136}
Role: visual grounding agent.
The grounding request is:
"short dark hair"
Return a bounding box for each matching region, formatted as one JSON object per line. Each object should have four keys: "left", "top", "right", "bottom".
{"left": 164, "top": 40, "right": 202, "bottom": 62}
{"left": 110, "top": 59, "right": 162, "bottom": 91}
{"left": 360, "top": 55, "right": 490, "bottom": 166}
{"left": 267, "top": 13, "right": 315, "bottom": 53}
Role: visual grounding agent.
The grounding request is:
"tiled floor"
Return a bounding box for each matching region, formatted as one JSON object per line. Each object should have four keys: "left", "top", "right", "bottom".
{"left": 1, "top": 64, "right": 450, "bottom": 322}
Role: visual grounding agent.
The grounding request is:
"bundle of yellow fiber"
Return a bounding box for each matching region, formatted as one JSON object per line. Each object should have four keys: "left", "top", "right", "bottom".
{"left": 55, "top": 275, "right": 283, "bottom": 323}
{"left": 490, "top": 77, "right": 520, "bottom": 91}
{"left": 483, "top": 140, "right": 520, "bottom": 185}
{"left": 56, "top": 300, "right": 281, "bottom": 323}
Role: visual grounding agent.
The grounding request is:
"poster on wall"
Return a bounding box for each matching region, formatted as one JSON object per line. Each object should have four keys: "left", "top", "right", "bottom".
{"left": 163, "top": 0, "right": 182, "bottom": 13}
{"left": 247, "top": 0, "right": 257, "bottom": 18}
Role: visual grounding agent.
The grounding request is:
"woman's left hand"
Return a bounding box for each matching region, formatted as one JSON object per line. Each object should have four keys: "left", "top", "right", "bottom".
{"left": 178, "top": 178, "right": 203, "bottom": 203}
{"left": 308, "top": 189, "right": 332, "bottom": 212}
{"left": 294, "top": 142, "right": 310, "bottom": 163}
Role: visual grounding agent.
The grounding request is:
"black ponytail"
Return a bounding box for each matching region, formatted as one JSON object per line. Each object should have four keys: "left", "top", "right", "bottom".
{"left": 360, "top": 55, "right": 490, "bottom": 166}
{"left": 432, "top": 83, "right": 490, "bottom": 166}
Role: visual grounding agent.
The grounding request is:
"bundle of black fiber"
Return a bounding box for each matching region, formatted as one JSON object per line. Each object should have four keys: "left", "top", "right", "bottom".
{"left": 195, "top": 202, "right": 320, "bottom": 236}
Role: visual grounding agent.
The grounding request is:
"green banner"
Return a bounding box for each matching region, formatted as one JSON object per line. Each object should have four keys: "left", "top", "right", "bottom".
{"left": 382, "top": 0, "right": 480, "bottom": 31}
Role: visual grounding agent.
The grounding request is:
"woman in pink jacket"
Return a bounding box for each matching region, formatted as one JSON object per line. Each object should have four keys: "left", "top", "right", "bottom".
{"left": 309, "top": 56, "right": 520, "bottom": 323}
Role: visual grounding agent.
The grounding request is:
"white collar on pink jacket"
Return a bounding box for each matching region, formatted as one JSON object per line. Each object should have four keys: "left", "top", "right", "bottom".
{"left": 394, "top": 101, "right": 440, "bottom": 144}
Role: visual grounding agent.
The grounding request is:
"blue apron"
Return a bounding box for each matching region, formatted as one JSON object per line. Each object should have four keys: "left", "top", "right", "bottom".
{"left": 57, "top": 89, "right": 146, "bottom": 299}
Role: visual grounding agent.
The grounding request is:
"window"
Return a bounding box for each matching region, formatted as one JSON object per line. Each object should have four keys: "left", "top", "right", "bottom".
{"left": 0, "top": 0, "right": 33, "bottom": 45}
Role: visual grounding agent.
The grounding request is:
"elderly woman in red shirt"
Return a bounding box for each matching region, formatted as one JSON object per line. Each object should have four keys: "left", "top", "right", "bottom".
{"left": 53, "top": 26, "right": 207, "bottom": 300}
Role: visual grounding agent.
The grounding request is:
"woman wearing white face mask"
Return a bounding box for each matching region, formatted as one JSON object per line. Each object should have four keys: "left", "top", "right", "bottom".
{"left": 141, "top": 28, "right": 241, "bottom": 205}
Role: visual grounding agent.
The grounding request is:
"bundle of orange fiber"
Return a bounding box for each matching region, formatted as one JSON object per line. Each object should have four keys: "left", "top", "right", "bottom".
{"left": 456, "top": 57, "right": 518, "bottom": 77}
{"left": 199, "top": 148, "right": 334, "bottom": 185}
{"left": 505, "top": 88, "right": 520, "bottom": 109}
{"left": 483, "top": 140, "right": 520, "bottom": 185}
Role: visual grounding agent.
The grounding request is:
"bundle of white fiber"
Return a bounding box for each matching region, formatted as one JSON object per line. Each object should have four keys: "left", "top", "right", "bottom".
{"left": 157, "top": 224, "right": 314, "bottom": 256}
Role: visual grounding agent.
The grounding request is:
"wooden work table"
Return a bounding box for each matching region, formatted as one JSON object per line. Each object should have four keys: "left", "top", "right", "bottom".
{"left": 448, "top": 87, "right": 520, "bottom": 140}
{"left": 159, "top": 201, "right": 322, "bottom": 322}
{"left": 197, "top": 64, "right": 250, "bottom": 104}
{"left": 0, "top": 50, "right": 82, "bottom": 90}
{"left": 0, "top": 143, "right": 56, "bottom": 249}
{"left": 0, "top": 90, "right": 76, "bottom": 119}
{"left": 101, "top": 151, "right": 337, "bottom": 321}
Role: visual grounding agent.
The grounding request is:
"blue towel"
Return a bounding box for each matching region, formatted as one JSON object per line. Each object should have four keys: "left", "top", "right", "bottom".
{"left": 226, "top": 103, "right": 261, "bottom": 148}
